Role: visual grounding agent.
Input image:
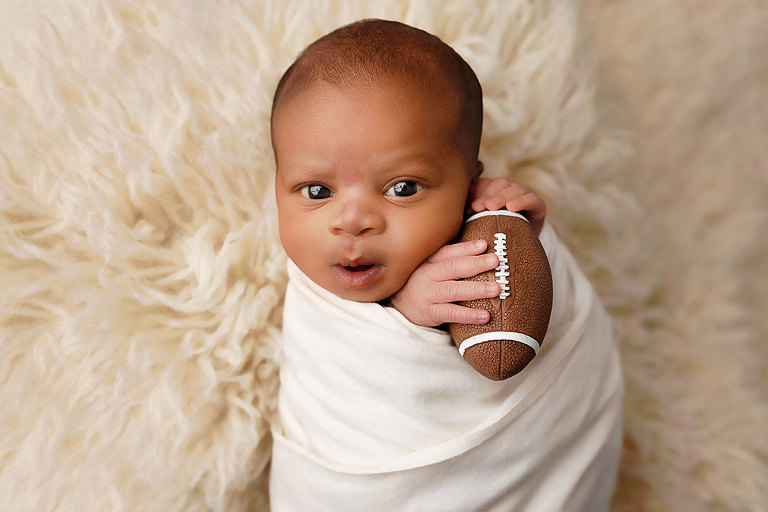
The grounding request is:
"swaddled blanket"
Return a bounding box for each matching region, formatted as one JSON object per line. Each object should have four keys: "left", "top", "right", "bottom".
{"left": 270, "top": 222, "right": 623, "bottom": 511}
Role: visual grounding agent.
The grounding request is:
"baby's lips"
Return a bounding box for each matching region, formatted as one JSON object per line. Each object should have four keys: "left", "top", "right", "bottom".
{"left": 331, "top": 262, "right": 384, "bottom": 289}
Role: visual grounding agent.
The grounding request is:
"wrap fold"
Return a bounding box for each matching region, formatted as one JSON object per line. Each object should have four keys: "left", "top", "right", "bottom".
{"left": 271, "top": 222, "right": 623, "bottom": 511}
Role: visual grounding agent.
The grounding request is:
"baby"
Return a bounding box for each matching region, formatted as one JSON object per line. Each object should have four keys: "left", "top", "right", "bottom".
{"left": 270, "top": 19, "right": 623, "bottom": 512}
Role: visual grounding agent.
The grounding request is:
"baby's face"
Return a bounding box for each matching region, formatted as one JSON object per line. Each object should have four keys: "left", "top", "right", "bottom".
{"left": 273, "top": 81, "right": 476, "bottom": 302}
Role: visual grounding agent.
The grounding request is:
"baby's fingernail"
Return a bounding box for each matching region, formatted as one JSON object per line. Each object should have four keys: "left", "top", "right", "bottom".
{"left": 474, "top": 239, "right": 485, "bottom": 249}
{"left": 476, "top": 310, "right": 490, "bottom": 323}
{"left": 486, "top": 283, "right": 498, "bottom": 294}
{"left": 485, "top": 254, "right": 498, "bottom": 265}
{"left": 487, "top": 199, "right": 501, "bottom": 209}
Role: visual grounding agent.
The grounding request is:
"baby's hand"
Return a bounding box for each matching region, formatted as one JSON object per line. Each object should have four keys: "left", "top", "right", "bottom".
{"left": 389, "top": 240, "right": 500, "bottom": 327}
{"left": 469, "top": 177, "right": 546, "bottom": 236}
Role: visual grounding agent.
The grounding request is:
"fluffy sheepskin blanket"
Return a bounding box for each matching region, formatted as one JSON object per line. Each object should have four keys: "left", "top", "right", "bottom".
{"left": 1, "top": 1, "right": 766, "bottom": 510}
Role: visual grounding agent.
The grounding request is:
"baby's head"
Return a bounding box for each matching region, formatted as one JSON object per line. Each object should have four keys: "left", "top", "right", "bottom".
{"left": 272, "top": 19, "right": 483, "bottom": 302}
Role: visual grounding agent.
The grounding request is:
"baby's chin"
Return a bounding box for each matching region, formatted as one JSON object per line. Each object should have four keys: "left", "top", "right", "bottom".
{"left": 328, "top": 283, "right": 398, "bottom": 304}
{"left": 313, "top": 273, "right": 404, "bottom": 304}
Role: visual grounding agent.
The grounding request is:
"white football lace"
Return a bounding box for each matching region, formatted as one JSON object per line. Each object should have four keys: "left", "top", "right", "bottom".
{"left": 493, "top": 233, "right": 510, "bottom": 300}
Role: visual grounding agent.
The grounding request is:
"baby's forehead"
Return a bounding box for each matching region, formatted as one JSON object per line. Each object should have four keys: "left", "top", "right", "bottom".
{"left": 275, "top": 77, "right": 463, "bottom": 157}
{"left": 277, "top": 68, "right": 463, "bottom": 132}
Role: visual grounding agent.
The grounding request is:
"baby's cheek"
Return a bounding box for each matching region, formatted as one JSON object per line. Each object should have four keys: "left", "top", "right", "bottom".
{"left": 277, "top": 222, "right": 297, "bottom": 258}
{"left": 278, "top": 217, "right": 317, "bottom": 268}
{"left": 427, "top": 216, "right": 464, "bottom": 249}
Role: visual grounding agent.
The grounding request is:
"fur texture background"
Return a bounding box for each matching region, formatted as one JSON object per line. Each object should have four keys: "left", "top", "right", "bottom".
{"left": 1, "top": 0, "right": 765, "bottom": 510}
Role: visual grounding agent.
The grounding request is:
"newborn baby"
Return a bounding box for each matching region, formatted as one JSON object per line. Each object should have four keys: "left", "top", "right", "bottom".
{"left": 269, "top": 18, "right": 623, "bottom": 512}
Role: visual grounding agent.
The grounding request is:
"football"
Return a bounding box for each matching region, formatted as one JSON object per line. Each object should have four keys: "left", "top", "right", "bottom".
{"left": 449, "top": 210, "right": 553, "bottom": 380}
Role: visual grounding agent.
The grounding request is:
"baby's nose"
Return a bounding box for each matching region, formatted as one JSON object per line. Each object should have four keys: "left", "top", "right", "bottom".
{"left": 329, "top": 195, "right": 384, "bottom": 236}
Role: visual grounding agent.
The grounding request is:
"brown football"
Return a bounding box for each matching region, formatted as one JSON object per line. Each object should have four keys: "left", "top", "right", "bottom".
{"left": 449, "top": 210, "right": 553, "bottom": 380}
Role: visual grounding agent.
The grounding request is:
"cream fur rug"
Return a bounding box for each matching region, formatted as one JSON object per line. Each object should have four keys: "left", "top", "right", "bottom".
{"left": 1, "top": 1, "right": 766, "bottom": 510}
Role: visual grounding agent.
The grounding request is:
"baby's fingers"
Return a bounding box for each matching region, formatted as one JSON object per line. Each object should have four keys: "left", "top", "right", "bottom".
{"left": 428, "top": 303, "right": 491, "bottom": 325}
{"left": 427, "top": 239, "right": 487, "bottom": 263}
{"left": 478, "top": 183, "right": 531, "bottom": 212}
{"left": 427, "top": 253, "right": 499, "bottom": 282}
{"left": 436, "top": 279, "right": 500, "bottom": 304}
{"left": 504, "top": 191, "right": 545, "bottom": 217}
{"left": 470, "top": 177, "right": 510, "bottom": 210}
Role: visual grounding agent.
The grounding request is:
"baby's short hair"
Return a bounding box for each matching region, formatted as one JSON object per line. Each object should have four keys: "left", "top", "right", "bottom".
{"left": 271, "top": 19, "right": 483, "bottom": 162}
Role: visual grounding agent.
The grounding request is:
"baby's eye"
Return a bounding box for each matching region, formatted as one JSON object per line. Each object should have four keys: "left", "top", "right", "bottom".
{"left": 385, "top": 181, "right": 422, "bottom": 197}
{"left": 300, "top": 184, "right": 334, "bottom": 200}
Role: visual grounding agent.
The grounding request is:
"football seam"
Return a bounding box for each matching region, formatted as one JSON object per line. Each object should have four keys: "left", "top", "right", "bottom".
{"left": 493, "top": 233, "right": 511, "bottom": 300}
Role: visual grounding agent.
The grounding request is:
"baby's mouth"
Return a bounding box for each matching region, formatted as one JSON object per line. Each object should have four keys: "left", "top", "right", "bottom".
{"left": 343, "top": 263, "right": 374, "bottom": 272}
{"left": 332, "top": 260, "right": 383, "bottom": 289}
{"left": 339, "top": 258, "right": 375, "bottom": 271}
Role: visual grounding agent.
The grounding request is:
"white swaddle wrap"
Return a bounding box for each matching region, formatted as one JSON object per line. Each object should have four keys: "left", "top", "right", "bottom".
{"left": 270, "top": 222, "right": 623, "bottom": 511}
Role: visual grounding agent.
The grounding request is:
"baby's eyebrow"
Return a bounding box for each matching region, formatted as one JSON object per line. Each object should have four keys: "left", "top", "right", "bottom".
{"left": 277, "top": 162, "right": 336, "bottom": 183}
{"left": 277, "top": 151, "right": 448, "bottom": 187}
{"left": 373, "top": 151, "right": 443, "bottom": 174}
